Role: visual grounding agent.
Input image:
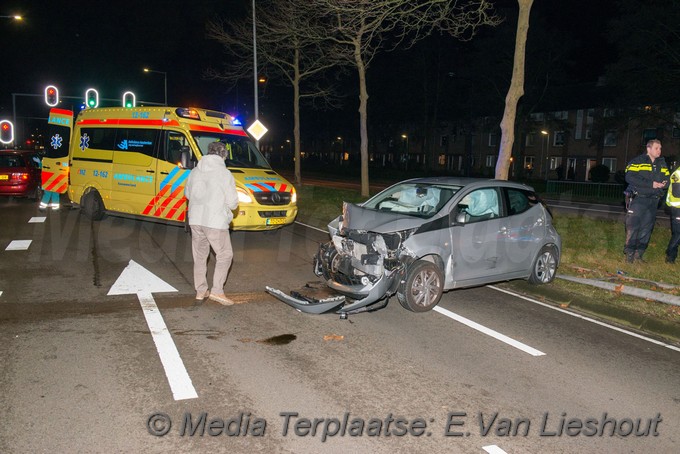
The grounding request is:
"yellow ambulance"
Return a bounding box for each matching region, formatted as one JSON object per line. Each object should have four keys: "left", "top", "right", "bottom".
{"left": 46, "top": 106, "right": 297, "bottom": 230}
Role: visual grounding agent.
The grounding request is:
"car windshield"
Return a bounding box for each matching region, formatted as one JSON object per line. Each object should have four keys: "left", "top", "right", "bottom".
{"left": 362, "top": 182, "right": 462, "bottom": 218}
{"left": 191, "top": 132, "right": 271, "bottom": 169}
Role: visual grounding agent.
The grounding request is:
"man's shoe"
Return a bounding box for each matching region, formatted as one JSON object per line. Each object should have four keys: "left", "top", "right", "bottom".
{"left": 195, "top": 290, "right": 210, "bottom": 300}
{"left": 626, "top": 253, "right": 635, "bottom": 263}
{"left": 666, "top": 257, "right": 676, "bottom": 264}
{"left": 209, "top": 293, "right": 235, "bottom": 306}
{"left": 50, "top": 203, "right": 60, "bottom": 210}
{"left": 634, "top": 252, "right": 646, "bottom": 263}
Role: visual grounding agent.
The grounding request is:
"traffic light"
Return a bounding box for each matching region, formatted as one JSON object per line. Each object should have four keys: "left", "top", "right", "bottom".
{"left": 0, "top": 120, "right": 14, "bottom": 144}
{"left": 123, "top": 91, "right": 136, "bottom": 108}
{"left": 85, "top": 88, "right": 99, "bottom": 108}
{"left": 45, "top": 85, "right": 59, "bottom": 107}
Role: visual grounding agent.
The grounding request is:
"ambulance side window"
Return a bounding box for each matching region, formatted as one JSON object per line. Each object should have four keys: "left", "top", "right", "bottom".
{"left": 46, "top": 124, "right": 70, "bottom": 159}
{"left": 81, "top": 128, "right": 117, "bottom": 151}
{"left": 114, "top": 128, "right": 158, "bottom": 157}
{"left": 162, "top": 132, "right": 190, "bottom": 165}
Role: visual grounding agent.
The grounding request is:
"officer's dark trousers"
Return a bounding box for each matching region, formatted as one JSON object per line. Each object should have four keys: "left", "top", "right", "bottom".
{"left": 666, "top": 206, "right": 680, "bottom": 262}
{"left": 625, "top": 196, "right": 659, "bottom": 257}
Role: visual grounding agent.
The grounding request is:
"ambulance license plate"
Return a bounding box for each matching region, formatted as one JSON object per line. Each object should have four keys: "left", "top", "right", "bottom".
{"left": 0, "top": 175, "right": 8, "bottom": 180}
{"left": 266, "top": 218, "right": 286, "bottom": 226}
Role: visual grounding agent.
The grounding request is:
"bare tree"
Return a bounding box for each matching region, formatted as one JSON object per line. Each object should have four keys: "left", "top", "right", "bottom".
{"left": 313, "top": 0, "right": 500, "bottom": 197}
{"left": 206, "top": 0, "right": 340, "bottom": 185}
{"left": 495, "top": 0, "right": 534, "bottom": 180}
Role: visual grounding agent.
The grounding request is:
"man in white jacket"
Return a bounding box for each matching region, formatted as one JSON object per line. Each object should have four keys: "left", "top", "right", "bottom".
{"left": 184, "top": 142, "right": 239, "bottom": 305}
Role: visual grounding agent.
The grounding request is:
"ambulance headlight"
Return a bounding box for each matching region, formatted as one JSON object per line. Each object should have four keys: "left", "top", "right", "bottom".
{"left": 291, "top": 187, "right": 297, "bottom": 204}
{"left": 237, "top": 187, "right": 253, "bottom": 204}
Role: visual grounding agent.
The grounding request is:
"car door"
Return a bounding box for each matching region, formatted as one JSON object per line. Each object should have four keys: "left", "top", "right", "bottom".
{"left": 449, "top": 187, "right": 505, "bottom": 284}
{"left": 497, "top": 187, "right": 546, "bottom": 277}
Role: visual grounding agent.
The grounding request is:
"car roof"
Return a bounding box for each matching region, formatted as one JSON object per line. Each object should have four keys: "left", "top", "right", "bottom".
{"left": 0, "top": 149, "right": 38, "bottom": 155}
{"left": 397, "top": 176, "right": 535, "bottom": 192}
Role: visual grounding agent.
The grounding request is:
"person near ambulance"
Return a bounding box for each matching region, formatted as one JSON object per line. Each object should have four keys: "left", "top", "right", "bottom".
{"left": 665, "top": 165, "right": 680, "bottom": 263}
{"left": 33, "top": 154, "right": 60, "bottom": 211}
{"left": 184, "top": 141, "right": 239, "bottom": 305}
{"left": 623, "top": 139, "right": 670, "bottom": 263}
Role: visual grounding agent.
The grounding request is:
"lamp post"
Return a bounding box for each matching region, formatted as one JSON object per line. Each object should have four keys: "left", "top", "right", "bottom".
{"left": 143, "top": 68, "right": 167, "bottom": 106}
{"left": 540, "top": 130, "right": 549, "bottom": 179}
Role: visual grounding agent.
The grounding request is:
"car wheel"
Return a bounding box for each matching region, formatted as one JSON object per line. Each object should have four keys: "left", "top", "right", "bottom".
{"left": 397, "top": 260, "right": 444, "bottom": 312}
{"left": 81, "top": 190, "right": 105, "bottom": 221}
{"left": 528, "top": 245, "right": 558, "bottom": 285}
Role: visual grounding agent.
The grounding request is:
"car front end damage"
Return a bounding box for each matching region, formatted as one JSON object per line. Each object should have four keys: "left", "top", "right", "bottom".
{"left": 266, "top": 202, "right": 423, "bottom": 314}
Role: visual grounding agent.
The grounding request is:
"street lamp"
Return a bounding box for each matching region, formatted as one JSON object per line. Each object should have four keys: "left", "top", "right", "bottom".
{"left": 541, "top": 130, "right": 549, "bottom": 179}
{"left": 0, "top": 15, "right": 22, "bottom": 20}
{"left": 143, "top": 68, "right": 167, "bottom": 106}
{"left": 401, "top": 134, "right": 409, "bottom": 171}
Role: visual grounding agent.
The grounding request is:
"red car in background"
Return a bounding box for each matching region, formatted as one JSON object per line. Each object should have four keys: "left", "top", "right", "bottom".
{"left": 0, "top": 149, "right": 42, "bottom": 200}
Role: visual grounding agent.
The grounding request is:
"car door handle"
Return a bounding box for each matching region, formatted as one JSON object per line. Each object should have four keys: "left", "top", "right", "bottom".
{"left": 160, "top": 171, "right": 169, "bottom": 175}
{"left": 43, "top": 166, "right": 51, "bottom": 170}
{"left": 146, "top": 170, "right": 155, "bottom": 173}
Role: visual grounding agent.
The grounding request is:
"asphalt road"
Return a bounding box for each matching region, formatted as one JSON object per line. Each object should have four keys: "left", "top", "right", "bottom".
{"left": 0, "top": 196, "right": 678, "bottom": 454}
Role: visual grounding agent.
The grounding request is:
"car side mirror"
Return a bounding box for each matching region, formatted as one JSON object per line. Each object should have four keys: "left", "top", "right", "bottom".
{"left": 454, "top": 212, "right": 468, "bottom": 225}
{"left": 180, "top": 147, "right": 194, "bottom": 169}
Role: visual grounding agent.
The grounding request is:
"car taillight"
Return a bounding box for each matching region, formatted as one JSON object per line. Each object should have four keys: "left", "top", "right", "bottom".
{"left": 11, "top": 172, "right": 30, "bottom": 181}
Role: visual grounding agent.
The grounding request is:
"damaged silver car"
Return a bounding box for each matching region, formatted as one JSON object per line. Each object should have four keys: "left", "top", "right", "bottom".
{"left": 269, "top": 177, "right": 561, "bottom": 315}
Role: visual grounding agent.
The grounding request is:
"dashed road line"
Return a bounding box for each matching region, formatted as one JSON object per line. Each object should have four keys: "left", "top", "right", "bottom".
{"left": 433, "top": 306, "right": 546, "bottom": 357}
{"left": 5, "top": 240, "right": 32, "bottom": 251}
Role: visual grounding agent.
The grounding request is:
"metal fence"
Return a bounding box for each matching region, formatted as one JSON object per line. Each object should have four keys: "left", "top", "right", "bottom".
{"left": 544, "top": 181, "right": 625, "bottom": 202}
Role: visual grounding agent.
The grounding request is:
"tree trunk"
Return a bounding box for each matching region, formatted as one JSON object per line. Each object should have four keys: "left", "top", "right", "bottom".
{"left": 495, "top": 0, "right": 534, "bottom": 180}
{"left": 355, "top": 38, "right": 370, "bottom": 197}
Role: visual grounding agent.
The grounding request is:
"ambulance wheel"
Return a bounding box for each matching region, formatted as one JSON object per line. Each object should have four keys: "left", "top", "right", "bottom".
{"left": 81, "top": 190, "right": 105, "bottom": 221}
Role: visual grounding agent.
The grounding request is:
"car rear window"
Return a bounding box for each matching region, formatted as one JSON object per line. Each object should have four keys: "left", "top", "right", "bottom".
{"left": 0, "top": 155, "right": 23, "bottom": 168}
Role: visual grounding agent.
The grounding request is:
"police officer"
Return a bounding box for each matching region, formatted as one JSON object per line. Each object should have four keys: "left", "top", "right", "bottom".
{"left": 624, "top": 139, "right": 670, "bottom": 263}
{"left": 665, "top": 165, "right": 680, "bottom": 263}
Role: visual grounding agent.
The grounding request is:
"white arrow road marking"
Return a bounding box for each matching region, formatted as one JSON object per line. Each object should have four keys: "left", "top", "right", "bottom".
{"left": 28, "top": 216, "right": 46, "bottom": 223}
{"left": 433, "top": 306, "right": 545, "bottom": 357}
{"left": 5, "top": 240, "right": 32, "bottom": 251}
{"left": 483, "top": 445, "right": 508, "bottom": 454}
{"left": 108, "top": 260, "right": 197, "bottom": 401}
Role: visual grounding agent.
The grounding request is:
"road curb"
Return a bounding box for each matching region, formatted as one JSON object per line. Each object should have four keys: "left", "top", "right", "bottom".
{"left": 501, "top": 280, "right": 680, "bottom": 345}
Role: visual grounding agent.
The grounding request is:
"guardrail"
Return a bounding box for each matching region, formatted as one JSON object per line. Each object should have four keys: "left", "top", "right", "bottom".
{"left": 544, "top": 181, "right": 625, "bottom": 201}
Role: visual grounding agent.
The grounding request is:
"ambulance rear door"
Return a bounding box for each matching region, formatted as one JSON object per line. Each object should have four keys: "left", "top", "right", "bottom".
{"left": 44, "top": 108, "right": 73, "bottom": 194}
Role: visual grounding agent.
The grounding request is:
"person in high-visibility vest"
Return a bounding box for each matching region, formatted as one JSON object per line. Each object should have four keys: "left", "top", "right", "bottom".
{"left": 623, "top": 139, "right": 670, "bottom": 263}
{"left": 665, "top": 166, "right": 680, "bottom": 263}
{"left": 35, "top": 155, "right": 60, "bottom": 211}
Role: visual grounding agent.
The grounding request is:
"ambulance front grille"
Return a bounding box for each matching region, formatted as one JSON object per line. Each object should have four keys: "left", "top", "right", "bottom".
{"left": 253, "top": 191, "right": 291, "bottom": 206}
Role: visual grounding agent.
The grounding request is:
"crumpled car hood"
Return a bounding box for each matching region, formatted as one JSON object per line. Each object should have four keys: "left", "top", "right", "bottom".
{"left": 338, "top": 202, "right": 429, "bottom": 233}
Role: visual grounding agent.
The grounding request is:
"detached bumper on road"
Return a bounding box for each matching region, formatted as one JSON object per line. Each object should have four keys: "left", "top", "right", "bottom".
{"left": 265, "top": 285, "right": 345, "bottom": 314}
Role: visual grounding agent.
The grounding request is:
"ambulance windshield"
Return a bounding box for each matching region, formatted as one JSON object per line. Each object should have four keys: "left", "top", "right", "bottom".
{"left": 191, "top": 132, "right": 271, "bottom": 169}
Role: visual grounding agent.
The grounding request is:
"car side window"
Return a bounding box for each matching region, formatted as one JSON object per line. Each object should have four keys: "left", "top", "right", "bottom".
{"left": 163, "top": 132, "right": 190, "bottom": 165}
{"left": 506, "top": 188, "right": 532, "bottom": 216}
{"left": 456, "top": 188, "right": 500, "bottom": 223}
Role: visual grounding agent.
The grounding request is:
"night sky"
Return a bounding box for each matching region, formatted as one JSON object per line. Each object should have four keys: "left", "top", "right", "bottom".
{"left": 1, "top": 0, "right": 615, "bottom": 140}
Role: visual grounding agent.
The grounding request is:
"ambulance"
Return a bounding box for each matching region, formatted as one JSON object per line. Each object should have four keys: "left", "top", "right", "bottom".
{"left": 45, "top": 106, "right": 297, "bottom": 230}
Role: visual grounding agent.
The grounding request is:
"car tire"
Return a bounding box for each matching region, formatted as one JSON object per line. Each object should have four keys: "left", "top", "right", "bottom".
{"left": 397, "top": 260, "right": 444, "bottom": 312}
{"left": 81, "top": 190, "right": 105, "bottom": 221}
{"left": 528, "top": 245, "right": 558, "bottom": 285}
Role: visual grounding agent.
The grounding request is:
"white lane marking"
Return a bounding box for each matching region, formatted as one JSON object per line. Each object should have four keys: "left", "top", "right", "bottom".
{"left": 108, "top": 260, "right": 197, "bottom": 400}
{"left": 489, "top": 285, "right": 680, "bottom": 353}
{"left": 28, "top": 216, "right": 46, "bottom": 223}
{"left": 138, "top": 292, "right": 198, "bottom": 401}
{"left": 0, "top": 291, "right": 3, "bottom": 297}
{"left": 5, "top": 240, "right": 32, "bottom": 251}
{"left": 483, "top": 445, "right": 508, "bottom": 454}
{"left": 433, "top": 306, "right": 545, "bottom": 356}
